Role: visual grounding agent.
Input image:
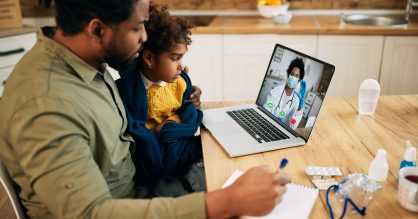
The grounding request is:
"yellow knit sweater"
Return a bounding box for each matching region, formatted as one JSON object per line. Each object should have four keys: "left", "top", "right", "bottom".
{"left": 145, "top": 77, "right": 187, "bottom": 130}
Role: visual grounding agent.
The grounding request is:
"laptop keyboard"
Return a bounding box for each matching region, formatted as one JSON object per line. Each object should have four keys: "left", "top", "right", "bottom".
{"left": 227, "top": 108, "right": 290, "bottom": 143}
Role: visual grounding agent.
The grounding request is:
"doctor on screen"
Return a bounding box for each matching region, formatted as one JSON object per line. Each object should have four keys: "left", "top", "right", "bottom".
{"left": 264, "top": 58, "right": 305, "bottom": 128}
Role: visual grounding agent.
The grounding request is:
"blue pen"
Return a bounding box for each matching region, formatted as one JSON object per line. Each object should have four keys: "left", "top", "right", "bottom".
{"left": 279, "top": 158, "right": 289, "bottom": 169}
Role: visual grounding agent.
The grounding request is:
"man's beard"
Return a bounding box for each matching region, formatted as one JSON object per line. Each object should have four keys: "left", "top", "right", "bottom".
{"left": 104, "top": 42, "right": 138, "bottom": 73}
{"left": 106, "top": 53, "right": 136, "bottom": 73}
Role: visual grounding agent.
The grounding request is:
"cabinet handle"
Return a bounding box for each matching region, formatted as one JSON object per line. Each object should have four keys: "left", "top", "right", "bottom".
{"left": 0, "top": 48, "right": 25, "bottom": 57}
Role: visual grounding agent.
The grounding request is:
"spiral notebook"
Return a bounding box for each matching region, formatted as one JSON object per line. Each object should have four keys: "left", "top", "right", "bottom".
{"left": 222, "top": 170, "right": 319, "bottom": 219}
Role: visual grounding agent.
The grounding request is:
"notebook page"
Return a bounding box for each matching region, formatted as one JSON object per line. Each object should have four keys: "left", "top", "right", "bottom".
{"left": 222, "top": 170, "right": 319, "bottom": 219}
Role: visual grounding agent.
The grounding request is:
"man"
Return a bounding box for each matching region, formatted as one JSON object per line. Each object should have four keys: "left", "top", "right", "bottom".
{"left": 0, "top": 0, "right": 290, "bottom": 218}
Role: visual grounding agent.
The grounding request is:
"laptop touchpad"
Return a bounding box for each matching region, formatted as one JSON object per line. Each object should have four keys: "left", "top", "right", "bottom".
{"left": 211, "top": 121, "right": 242, "bottom": 135}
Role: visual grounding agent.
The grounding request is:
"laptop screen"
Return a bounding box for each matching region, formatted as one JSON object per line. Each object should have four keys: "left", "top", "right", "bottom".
{"left": 255, "top": 44, "right": 334, "bottom": 140}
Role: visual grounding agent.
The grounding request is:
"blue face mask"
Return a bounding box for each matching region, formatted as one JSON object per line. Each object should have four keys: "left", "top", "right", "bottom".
{"left": 287, "top": 75, "right": 299, "bottom": 89}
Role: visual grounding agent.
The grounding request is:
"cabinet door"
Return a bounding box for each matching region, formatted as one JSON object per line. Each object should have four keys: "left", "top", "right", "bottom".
{"left": 223, "top": 35, "right": 278, "bottom": 101}
{"left": 380, "top": 37, "right": 418, "bottom": 95}
{"left": 183, "top": 34, "right": 223, "bottom": 102}
{"left": 223, "top": 34, "right": 317, "bottom": 101}
{"left": 317, "top": 36, "right": 383, "bottom": 97}
{"left": 224, "top": 55, "right": 269, "bottom": 101}
{"left": 223, "top": 34, "right": 317, "bottom": 57}
{"left": 275, "top": 35, "right": 317, "bottom": 57}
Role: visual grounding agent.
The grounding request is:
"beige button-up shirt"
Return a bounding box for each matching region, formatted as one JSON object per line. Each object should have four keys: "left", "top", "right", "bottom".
{"left": 0, "top": 27, "right": 205, "bottom": 219}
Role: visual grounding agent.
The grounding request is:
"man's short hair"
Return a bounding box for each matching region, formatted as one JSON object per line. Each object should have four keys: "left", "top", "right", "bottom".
{"left": 54, "top": 0, "right": 140, "bottom": 35}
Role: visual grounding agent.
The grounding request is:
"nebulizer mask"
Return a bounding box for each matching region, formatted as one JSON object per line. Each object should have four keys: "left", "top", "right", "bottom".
{"left": 326, "top": 173, "right": 381, "bottom": 219}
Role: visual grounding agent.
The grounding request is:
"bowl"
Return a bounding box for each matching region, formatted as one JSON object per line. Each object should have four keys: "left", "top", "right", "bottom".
{"left": 273, "top": 12, "right": 292, "bottom": 25}
{"left": 257, "top": 4, "right": 289, "bottom": 18}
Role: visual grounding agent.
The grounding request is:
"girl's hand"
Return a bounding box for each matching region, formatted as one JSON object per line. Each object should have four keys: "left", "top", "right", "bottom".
{"left": 187, "top": 86, "right": 202, "bottom": 109}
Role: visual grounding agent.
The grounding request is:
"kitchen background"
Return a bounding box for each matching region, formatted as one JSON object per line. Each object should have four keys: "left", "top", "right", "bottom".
{"left": 1, "top": 0, "right": 417, "bottom": 103}
{"left": 1, "top": 1, "right": 418, "bottom": 219}
{"left": 21, "top": 0, "right": 408, "bottom": 17}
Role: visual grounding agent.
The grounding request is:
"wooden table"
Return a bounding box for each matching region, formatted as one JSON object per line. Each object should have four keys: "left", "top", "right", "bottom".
{"left": 201, "top": 95, "right": 418, "bottom": 219}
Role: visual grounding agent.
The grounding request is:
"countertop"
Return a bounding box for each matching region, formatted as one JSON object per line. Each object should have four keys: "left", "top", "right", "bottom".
{"left": 192, "top": 15, "right": 418, "bottom": 35}
{"left": 0, "top": 25, "right": 37, "bottom": 38}
{"left": 1, "top": 15, "right": 417, "bottom": 37}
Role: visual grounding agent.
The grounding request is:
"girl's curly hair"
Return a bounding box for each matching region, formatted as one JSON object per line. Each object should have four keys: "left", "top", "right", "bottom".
{"left": 142, "top": 3, "right": 194, "bottom": 56}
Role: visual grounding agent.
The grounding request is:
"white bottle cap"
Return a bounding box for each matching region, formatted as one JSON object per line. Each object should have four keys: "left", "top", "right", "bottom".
{"left": 368, "top": 149, "right": 389, "bottom": 181}
{"left": 406, "top": 140, "right": 413, "bottom": 148}
{"left": 404, "top": 140, "right": 416, "bottom": 161}
{"left": 376, "top": 149, "right": 387, "bottom": 162}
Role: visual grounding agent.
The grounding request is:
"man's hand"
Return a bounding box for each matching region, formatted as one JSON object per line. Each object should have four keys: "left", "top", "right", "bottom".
{"left": 228, "top": 166, "right": 291, "bottom": 216}
{"left": 205, "top": 166, "right": 291, "bottom": 218}
{"left": 182, "top": 66, "right": 202, "bottom": 109}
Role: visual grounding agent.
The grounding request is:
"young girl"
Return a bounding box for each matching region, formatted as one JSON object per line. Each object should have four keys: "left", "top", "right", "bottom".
{"left": 116, "top": 4, "right": 204, "bottom": 197}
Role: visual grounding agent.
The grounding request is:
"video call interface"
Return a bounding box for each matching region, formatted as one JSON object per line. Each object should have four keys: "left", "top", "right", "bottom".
{"left": 256, "top": 45, "right": 334, "bottom": 139}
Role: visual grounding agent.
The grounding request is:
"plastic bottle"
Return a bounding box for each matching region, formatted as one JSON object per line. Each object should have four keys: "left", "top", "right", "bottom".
{"left": 368, "top": 149, "right": 389, "bottom": 181}
{"left": 399, "top": 140, "right": 417, "bottom": 170}
{"left": 358, "top": 79, "right": 380, "bottom": 116}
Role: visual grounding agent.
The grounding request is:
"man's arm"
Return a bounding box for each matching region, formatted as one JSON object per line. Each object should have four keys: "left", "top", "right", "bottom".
{"left": 7, "top": 97, "right": 206, "bottom": 219}
{"left": 8, "top": 97, "right": 289, "bottom": 219}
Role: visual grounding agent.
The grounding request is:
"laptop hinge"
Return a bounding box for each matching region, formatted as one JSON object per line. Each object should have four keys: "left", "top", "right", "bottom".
{"left": 257, "top": 106, "right": 307, "bottom": 141}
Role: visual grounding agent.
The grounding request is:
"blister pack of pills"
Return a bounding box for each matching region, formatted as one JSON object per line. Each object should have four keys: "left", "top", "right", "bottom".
{"left": 305, "top": 166, "right": 343, "bottom": 176}
{"left": 304, "top": 166, "right": 343, "bottom": 190}
{"left": 310, "top": 176, "right": 338, "bottom": 190}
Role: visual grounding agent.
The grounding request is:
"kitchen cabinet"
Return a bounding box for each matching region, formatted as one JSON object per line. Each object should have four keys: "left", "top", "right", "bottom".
{"left": 186, "top": 34, "right": 316, "bottom": 101}
{"left": 183, "top": 34, "right": 223, "bottom": 102}
{"left": 119, "top": 34, "right": 387, "bottom": 100}
{"left": 223, "top": 34, "right": 279, "bottom": 101}
{"left": 380, "top": 36, "right": 418, "bottom": 95}
{"left": 0, "top": 32, "right": 36, "bottom": 97}
{"left": 317, "top": 35, "right": 384, "bottom": 97}
{"left": 223, "top": 34, "right": 317, "bottom": 101}
{"left": 183, "top": 34, "right": 317, "bottom": 101}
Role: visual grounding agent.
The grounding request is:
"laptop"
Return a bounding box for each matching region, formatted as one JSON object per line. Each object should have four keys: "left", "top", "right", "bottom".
{"left": 202, "top": 44, "right": 335, "bottom": 157}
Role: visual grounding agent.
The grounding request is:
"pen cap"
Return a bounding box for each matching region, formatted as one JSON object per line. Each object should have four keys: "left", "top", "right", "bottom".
{"left": 368, "top": 149, "right": 389, "bottom": 181}
{"left": 375, "top": 149, "right": 387, "bottom": 162}
{"left": 406, "top": 140, "right": 413, "bottom": 148}
{"left": 403, "top": 145, "right": 416, "bottom": 162}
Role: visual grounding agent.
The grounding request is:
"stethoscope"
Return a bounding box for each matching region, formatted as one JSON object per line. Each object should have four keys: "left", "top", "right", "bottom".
{"left": 275, "top": 89, "right": 295, "bottom": 120}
